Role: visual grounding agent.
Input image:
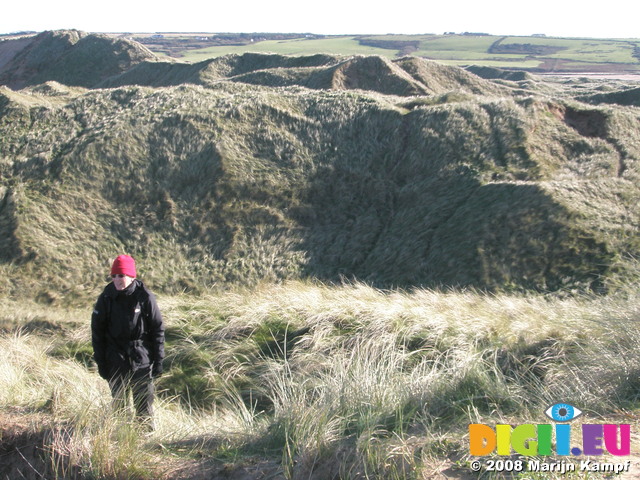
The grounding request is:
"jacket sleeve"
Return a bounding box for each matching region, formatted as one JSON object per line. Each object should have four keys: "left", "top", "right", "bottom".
{"left": 91, "top": 294, "right": 108, "bottom": 368}
{"left": 146, "top": 292, "right": 165, "bottom": 367}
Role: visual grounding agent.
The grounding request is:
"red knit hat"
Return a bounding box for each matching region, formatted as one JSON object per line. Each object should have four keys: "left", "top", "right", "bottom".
{"left": 111, "top": 255, "right": 137, "bottom": 277}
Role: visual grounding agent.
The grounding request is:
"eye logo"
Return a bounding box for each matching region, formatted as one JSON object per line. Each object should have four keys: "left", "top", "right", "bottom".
{"left": 545, "top": 403, "right": 582, "bottom": 422}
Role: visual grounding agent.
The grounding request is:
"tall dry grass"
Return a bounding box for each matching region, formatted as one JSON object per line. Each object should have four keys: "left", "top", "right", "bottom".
{"left": 2, "top": 281, "right": 638, "bottom": 478}
{"left": 146, "top": 278, "right": 640, "bottom": 476}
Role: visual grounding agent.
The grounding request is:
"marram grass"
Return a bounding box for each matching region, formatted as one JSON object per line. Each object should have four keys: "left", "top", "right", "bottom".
{"left": 2, "top": 66, "right": 639, "bottom": 299}
{"left": 1, "top": 281, "right": 639, "bottom": 478}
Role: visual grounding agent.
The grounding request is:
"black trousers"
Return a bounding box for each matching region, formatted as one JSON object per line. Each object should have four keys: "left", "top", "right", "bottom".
{"left": 108, "top": 366, "right": 155, "bottom": 427}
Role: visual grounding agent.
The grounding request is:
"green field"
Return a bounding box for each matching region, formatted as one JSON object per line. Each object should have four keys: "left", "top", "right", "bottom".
{"left": 181, "top": 37, "right": 397, "bottom": 62}
{"left": 140, "top": 33, "right": 640, "bottom": 73}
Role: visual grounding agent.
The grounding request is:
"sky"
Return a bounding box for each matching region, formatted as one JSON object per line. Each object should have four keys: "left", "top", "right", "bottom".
{"left": 2, "top": 0, "right": 638, "bottom": 39}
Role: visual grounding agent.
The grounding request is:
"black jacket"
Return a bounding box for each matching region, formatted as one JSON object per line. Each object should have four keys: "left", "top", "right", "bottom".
{"left": 91, "top": 279, "right": 165, "bottom": 377}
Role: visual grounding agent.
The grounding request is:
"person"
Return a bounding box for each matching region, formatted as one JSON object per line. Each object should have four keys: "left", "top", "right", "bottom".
{"left": 91, "top": 255, "right": 165, "bottom": 430}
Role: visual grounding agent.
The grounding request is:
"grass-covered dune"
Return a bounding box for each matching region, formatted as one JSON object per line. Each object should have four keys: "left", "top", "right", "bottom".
{"left": 0, "top": 30, "right": 159, "bottom": 89}
{"left": 578, "top": 87, "right": 640, "bottom": 108}
{"left": 97, "top": 53, "right": 510, "bottom": 98}
{"left": 1, "top": 55, "right": 639, "bottom": 299}
{"left": 0, "top": 35, "right": 638, "bottom": 297}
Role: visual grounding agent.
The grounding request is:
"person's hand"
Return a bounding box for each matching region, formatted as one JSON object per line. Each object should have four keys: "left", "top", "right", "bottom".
{"left": 97, "top": 364, "right": 110, "bottom": 380}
